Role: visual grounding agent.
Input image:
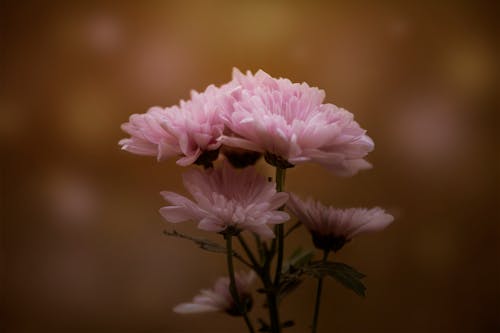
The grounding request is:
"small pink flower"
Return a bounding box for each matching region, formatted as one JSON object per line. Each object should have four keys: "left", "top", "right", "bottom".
{"left": 159, "top": 162, "right": 289, "bottom": 239}
{"left": 220, "top": 68, "right": 374, "bottom": 176}
{"left": 174, "top": 271, "right": 256, "bottom": 316}
{"left": 287, "top": 193, "right": 394, "bottom": 251}
{"left": 119, "top": 85, "right": 225, "bottom": 166}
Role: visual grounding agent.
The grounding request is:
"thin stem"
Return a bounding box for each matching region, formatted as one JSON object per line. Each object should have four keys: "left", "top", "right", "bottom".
{"left": 253, "top": 233, "right": 265, "bottom": 264}
{"left": 311, "top": 250, "right": 330, "bottom": 333}
{"left": 270, "top": 232, "right": 277, "bottom": 259}
{"left": 274, "top": 167, "right": 286, "bottom": 287}
{"left": 262, "top": 167, "right": 287, "bottom": 333}
{"left": 274, "top": 224, "right": 284, "bottom": 286}
{"left": 233, "top": 253, "right": 254, "bottom": 270}
{"left": 284, "top": 221, "right": 302, "bottom": 238}
{"left": 264, "top": 274, "right": 281, "bottom": 333}
{"left": 275, "top": 166, "right": 286, "bottom": 192}
{"left": 311, "top": 278, "right": 324, "bottom": 333}
{"left": 225, "top": 234, "right": 255, "bottom": 333}
{"left": 163, "top": 229, "right": 252, "bottom": 268}
{"left": 242, "top": 310, "right": 256, "bottom": 333}
{"left": 237, "top": 234, "right": 261, "bottom": 273}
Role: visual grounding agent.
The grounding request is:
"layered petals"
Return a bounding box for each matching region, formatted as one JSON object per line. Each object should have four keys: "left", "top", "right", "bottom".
{"left": 160, "top": 162, "right": 290, "bottom": 238}
{"left": 174, "top": 271, "right": 256, "bottom": 316}
{"left": 220, "top": 68, "right": 374, "bottom": 175}
{"left": 119, "top": 85, "right": 226, "bottom": 166}
{"left": 287, "top": 193, "right": 393, "bottom": 251}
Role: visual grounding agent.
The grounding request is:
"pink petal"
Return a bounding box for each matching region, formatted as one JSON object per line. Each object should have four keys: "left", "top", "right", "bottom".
{"left": 198, "top": 217, "right": 225, "bottom": 232}
{"left": 159, "top": 206, "right": 193, "bottom": 223}
{"left": 173, "top": 303, "right": 219, "bottom": 314}
{"left": 219, "top": 135, "right": 264, "bottom": 152}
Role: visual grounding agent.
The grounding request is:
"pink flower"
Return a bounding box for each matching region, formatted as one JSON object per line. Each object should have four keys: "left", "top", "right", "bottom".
{"left": 287, "top": 193, "right": 394, "bottom": 251}
{"left": 174, "top": 271, "right": 256, "bottom": 316}
{"left": 159, "top": 162, "right": 289, "bottom": 239}
{"left": 119, "top": 85, "right": 225, "bottom": 166}
{"left": 118, "top": 106, "right": 171, "bottom": 158}
{"left": 220, "top": 68, "right": 374, "bottom": 176}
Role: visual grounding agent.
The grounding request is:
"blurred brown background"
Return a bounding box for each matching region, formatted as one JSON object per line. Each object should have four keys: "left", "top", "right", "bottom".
{"left": 1, "top": 1, "right": 499, "bottom": 332}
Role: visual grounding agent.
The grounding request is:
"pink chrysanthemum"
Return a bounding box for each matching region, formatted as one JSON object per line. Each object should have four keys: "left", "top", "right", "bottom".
{"left": 159, "top": 162, "right": 289, "bottom": 239}
{"left": 219, "top": 68, "right": 374, "bottom": 176}
{"left": 287, "top": 193, "right": 394, "bottom": 252}
{"left": 174, "top": 271, "right": 255, "bottom": 316}
{"left": 119, "top": 85, "right": 225, "bottom": 166}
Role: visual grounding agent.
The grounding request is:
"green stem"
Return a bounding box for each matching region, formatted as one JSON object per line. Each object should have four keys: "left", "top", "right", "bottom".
{"left": 226, "top": 234, "right": 255, "bottom": 333}
{"left": 311, "top": 250, "right": 330, "bottom": 333}
{"left": 274, "top": 224, "right": 284, "bottom": 286}
{"left": 275, "top": 166, "right": 286, "bottom": 192}
{"left": 274, "top": 167, "right": 286, "bottom": 287}
{"left": 253, "top": 233, "right": 266, "bottom": 264}
{"left": 263, "top": 167, "right": 287, "bottom": 333}
{"left": 263, "top": 273, "right": 281, "bottom": 333}
{"left": 238, "top": 234, "right": 261, "bottom": 273}
{"left": 233, "top": 253, "right": 254, "bottom": 270}
{"left": 284, "top": 221, "right": 302, "bottom": 238}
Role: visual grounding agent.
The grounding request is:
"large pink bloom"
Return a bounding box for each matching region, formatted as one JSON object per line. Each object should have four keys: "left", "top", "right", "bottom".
{"left": 220, "top": 68, "right": 374, "bottom": 176}
{"left": 287, "top": 193, "right": 394, "bottom": 251}
{"left": 159, "top": 162, "right": 289, "bottom": 239}
{"left": 174, "top": 271, "right": 255, "bottom": 316}
{"left": 119, "top": 85, "right": 225, "bottom": 166}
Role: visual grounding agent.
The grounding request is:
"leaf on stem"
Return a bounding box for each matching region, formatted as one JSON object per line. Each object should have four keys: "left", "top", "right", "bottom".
{"left": 304, "top": 261, "right": 367, "bottom": 297}
{"left": 281, "top": 247, "right": 314, "bottom": 273}
{"left": 278, "top": 248, "right": 314, "bottom": 301}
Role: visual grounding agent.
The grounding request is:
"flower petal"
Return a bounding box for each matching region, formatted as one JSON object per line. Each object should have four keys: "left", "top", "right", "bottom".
{"left": 173, "top": 303, "right": 220, "bottom": 314}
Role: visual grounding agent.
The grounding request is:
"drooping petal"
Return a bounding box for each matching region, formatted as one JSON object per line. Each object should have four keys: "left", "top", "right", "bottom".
{"left": 159, "top": 207, "right": 194, "bottom": 223}
{"left": 173, "top": 303, "right": 220, "bottom": 314}
{"left": 345, "top": 208, "right": 394, "bottom": 239}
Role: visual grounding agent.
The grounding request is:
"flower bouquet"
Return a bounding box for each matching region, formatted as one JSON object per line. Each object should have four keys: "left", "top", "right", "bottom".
{"left": 119, "top": 68, "right": 393, "bottom": 332}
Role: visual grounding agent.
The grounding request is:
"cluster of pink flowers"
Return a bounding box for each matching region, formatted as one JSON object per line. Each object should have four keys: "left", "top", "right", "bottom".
{"left": 120, "top": 68, "right": 373, "bottom": 174}
{"left": 119, "top": 68, "right": 394, "bottom": 330}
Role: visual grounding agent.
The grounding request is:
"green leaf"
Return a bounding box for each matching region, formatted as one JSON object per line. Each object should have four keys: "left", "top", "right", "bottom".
{"left": 304, "top": 261, "right": 367, "bottom": 297}
{"left": 278, "top": 247, "right": 315, "bottom": 301}
{"left": 278, "top": 271, "right": 303, "bottom": 301}
{"left": 282, "top": 247, "right": 314, "bottom": 273}
{"left": 330, "top": 262, "right": 366, "bottom": 279}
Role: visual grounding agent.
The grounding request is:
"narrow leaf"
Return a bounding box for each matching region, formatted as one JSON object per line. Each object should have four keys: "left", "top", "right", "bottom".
{"left": 282, "top": 247, "right": 314, "bottom": 273}
{"left": 329, "top": 268, "right": 366, "bottom": 297}
{"left": 303, "top": 261, "right": 367, "bottom": 297}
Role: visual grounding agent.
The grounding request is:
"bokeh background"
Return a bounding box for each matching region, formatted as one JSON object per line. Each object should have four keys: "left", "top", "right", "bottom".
{"left": 2, "top": 1, "right": 499, "bottom": 332}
